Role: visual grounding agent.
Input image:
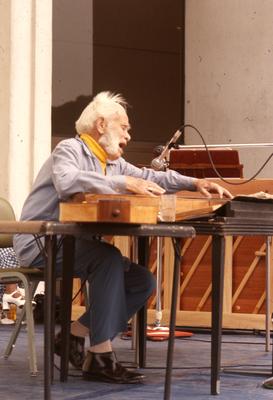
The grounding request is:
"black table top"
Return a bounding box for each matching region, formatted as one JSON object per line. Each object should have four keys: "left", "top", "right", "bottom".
{"left": 45, "top": 221, "right": 196, "bottom": 238}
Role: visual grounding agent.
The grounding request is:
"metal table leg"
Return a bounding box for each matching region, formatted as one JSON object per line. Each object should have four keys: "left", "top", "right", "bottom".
{"left": 211, "top": 235, "right": 225, "bottom": 395}
{"left": 137, "top": 236, "right": 149, "bottom": 368}
{"left": 60, "top": 235, "right": 75, "bottom": 381}
{"left": 44, "top": 235, "right": 56, "bottom": 400}
{"left": 155, "top": 237, "right": 164, "bottom": 327}
{"left": 164, "top": 238, "right": 182, "bottom": 400}
{"left": 265, "top": 236, "right": 271, "bottom": 353}
{"left": 222, "top": 236, "right": 272, "bottom": 379}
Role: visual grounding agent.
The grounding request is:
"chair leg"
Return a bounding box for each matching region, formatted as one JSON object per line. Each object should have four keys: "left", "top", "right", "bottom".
{"left": 4, "top": 306, "right": 26, "bottom": 357}
{"left": 25, "top": 279, "right": 39, "bottom": 376}
{"left": 4, "top": 281, "right": 39, "bottom": 356}
{"left": 4, "top": 278, "right": 39, "bottom": 376}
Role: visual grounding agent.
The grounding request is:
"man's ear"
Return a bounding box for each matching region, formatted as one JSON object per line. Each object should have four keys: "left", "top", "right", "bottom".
{"left": 95, "top": 117, "right": 106, "bottom": 135}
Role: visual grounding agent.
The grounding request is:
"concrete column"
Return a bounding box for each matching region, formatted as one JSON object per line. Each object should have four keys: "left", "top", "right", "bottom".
{"left": 0, "top": 0, "right": 52, "bottom": 217}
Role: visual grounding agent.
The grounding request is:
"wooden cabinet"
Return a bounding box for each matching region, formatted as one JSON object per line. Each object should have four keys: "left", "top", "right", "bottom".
{"left": 153, "top": 236, "right": 273, "bottom": 331}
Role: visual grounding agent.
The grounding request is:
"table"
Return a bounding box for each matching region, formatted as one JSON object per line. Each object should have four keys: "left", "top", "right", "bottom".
{"left": 181, "top": 215, "right": 273, "bottom": 395}
{"left": 44, "top": 221, "right": 195, "bottom": 400}
{"left": 3, "top": 214, "right": 271, "bottom": 398}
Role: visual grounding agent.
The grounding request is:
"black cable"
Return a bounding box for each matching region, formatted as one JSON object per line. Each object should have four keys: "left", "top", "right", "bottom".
{"left": 54, "top": 362, "right": 82, "bottom": 377}
{"left": 54, "top": 358, "right": 271, "bottom": 373}
{"left": 176, "top": 337, "right": 272, "bottom": 346}
{"left": 119, "top": 360, "right": 271, "bottom": 370}
{"left": 178, "top": 124, "right": 273, "bottom": 185}
{"left": 142, "top": 364, "right": 271, "bottom": 370}
{"left": 120, "top": 332, "right": 272, "bottom": 346}
{"left": 71, "top": 278, "right": 87, "bottom": 303}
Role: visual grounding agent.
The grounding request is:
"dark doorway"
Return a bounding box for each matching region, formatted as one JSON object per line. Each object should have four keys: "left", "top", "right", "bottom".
{"left": 93, "top": 0, "right": 185, "bottom": 164}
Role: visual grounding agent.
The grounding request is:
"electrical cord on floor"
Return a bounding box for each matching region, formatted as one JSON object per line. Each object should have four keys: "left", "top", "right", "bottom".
{"left": 175, "top": 336, "right": 273, "bottom": 345}
{"left": 120, "top": 335, "right": 272, "bottom": 346}
{"left": 53, "top": 362, "right": 83, "bottom": 378}
{"left": 52, "top": 361, "right": 272, "bottom": 374}
{"left": 117, "top": 334, "right": 272, "bottom": 371}
{"left": 140, "top": 364, "right": 271, "bottom": 370}
{"left": 116, "top": 359, "right": 271, "bottom": 370}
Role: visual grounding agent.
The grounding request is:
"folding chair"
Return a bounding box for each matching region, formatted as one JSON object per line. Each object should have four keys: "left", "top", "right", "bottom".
{"left": 0, "top": 197, "right": 43, "bottom": 376}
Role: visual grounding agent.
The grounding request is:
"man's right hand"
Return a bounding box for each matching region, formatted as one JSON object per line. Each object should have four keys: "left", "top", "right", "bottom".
{"left": 125, "top": 176, "right": 165, "bottom": 197}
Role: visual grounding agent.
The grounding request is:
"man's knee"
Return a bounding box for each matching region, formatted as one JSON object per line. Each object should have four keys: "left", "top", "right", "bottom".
{"left": 135, "top": 267, "right": 156, "bottom": 304}
{"left": 74, "top": 240, "right": 124, "bottom": 278}
{"left": 127, "top": 263, "right": 156, "bottom": 296}
{"left": 146, "top": 269, "right": 156, "bottom": 295}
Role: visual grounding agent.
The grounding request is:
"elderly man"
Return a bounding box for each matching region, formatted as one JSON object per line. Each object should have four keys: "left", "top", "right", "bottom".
{"left": 13, "top": 91, "right": 232, "bottom": 384}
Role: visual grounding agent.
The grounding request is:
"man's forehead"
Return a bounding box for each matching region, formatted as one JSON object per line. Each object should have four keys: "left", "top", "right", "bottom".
{"left": 119, "top": 113, "right": 129, "bottom": 125}
{"left": 112, "top": 112, "right": 130, "bottom": 126}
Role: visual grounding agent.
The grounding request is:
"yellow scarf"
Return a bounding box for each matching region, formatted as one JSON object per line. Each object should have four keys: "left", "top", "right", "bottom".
{"left": 80, "top": 134, "right": 107, "bottom": 173}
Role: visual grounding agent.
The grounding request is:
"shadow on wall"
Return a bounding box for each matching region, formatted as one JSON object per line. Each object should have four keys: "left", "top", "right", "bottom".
{"left": 52, "top": 95, "right": 93, "bottom": 139}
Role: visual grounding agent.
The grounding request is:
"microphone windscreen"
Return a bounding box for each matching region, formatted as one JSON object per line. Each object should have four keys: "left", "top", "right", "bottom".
{"left": 151, "top": 157, "right": 165, "bottom": 171}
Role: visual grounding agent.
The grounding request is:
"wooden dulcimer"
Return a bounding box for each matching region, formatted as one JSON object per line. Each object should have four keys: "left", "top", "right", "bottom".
{"left": 59, "top": 193, "right": 227, "bottom": 224}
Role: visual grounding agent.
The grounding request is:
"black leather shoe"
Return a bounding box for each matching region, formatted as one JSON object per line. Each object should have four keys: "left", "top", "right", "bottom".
{"left": 82, "top": 351, "right": 145, "bottom": 384}
{"left": 54, "top": 331, "right": 85, "bottom": 369}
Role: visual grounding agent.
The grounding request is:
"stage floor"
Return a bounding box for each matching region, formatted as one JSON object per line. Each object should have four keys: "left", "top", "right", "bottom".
{"left": 0, "top": 324, "right": 272, "bottom": 400}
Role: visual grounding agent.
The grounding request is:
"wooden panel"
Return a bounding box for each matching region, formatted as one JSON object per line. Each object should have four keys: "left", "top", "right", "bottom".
{"left": 232, "top": 236, "right": 267, "bottom": 314}
{"left": 149, "top": 235, "right": 273, "bottom": 331}
{"left": 169, "top": 149, "right": 243, "bottom": 178}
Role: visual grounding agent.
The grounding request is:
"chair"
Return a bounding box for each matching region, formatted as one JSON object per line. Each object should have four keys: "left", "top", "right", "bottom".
{"left": 0, "top": 197, "right": 43, "bottom": 376}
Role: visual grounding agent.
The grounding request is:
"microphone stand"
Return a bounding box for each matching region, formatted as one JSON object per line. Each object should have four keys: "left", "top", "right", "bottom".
{"left": 148, "top": 148, "right": 192, "bottom": 341}
{"left": 176, "top": 142, "right": 273, "bottom": 149}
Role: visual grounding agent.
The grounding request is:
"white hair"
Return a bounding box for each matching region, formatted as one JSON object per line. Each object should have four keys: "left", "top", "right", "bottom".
{"left": 75, "top": 91, "right": 127, "bottom": 134}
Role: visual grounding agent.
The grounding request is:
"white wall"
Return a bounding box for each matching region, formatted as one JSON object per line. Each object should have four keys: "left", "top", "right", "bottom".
{"left": 185, "top": 0, "right": 273, "bottom": 179}
{"left": 0, "top": 0, "right": 52, "bottom": 217}
{"left": 0, "top": 1, "right": 11, "bottom": 198}
{"left": 0, "top": 0, "right": 92, "bottom": 216}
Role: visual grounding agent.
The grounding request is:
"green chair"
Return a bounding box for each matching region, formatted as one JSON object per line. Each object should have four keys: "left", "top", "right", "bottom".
{"left": 0, "top": 197, "right": 43, "bottom": 376}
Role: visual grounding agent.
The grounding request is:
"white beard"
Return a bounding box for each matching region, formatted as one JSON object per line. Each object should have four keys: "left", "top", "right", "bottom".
{"left": 98, "top": 127, "right": 122, "bottom": 160}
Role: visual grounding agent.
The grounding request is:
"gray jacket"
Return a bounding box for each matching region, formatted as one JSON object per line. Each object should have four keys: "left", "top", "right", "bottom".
{"left": 13, "top": 136, "right": 196, "bottom": 266}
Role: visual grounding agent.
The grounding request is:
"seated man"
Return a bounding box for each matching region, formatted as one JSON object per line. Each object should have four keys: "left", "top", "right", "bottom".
{"left": 13, "top": 91, "right": 232, "bottom": 384}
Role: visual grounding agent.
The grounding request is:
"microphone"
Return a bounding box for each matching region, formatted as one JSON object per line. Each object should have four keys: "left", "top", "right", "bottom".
{"left": 151, "top": 129, "right": 182, "bottom": 170}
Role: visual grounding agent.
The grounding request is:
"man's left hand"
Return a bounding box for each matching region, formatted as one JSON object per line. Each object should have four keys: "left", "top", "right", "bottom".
{"left": 194, "top": 179, "right": 233, "bottom": 199}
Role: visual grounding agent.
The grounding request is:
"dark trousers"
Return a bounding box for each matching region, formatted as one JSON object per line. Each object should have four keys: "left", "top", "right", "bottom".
{"left": 34, "top": 238, "right": 155, "bottom": 346}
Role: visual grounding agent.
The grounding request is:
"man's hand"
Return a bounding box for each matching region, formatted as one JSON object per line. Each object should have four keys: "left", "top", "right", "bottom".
{"left": 194, "top": 179, "right": 233, "bottom": 199}
{"left": 125, "top": 176, "right": 165, "bottom": 196}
